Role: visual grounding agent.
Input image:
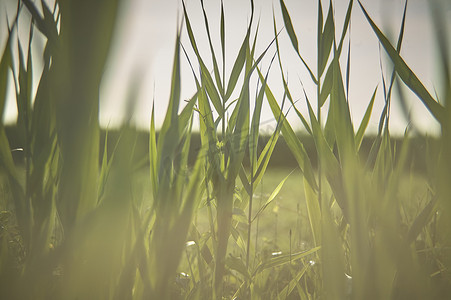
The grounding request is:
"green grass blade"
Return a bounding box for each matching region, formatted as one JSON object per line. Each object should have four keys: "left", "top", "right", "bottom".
{"left": 156, "top": 32, "right": 181, "bottom": 187}
{"left": 228, "top": 81, "right": 250, "bottom": 181}
{"left": 259, "top": 68, "right": 317, "bottom": 190}
{"left": 304, "top": 176, "right": 321, "bottom": 246}
{"left": 317, "top": 0, "right": 324, "bottom": 68}
{"left": 226, "top": 255, "right": 250, "bottom": 280}
{"left": 248, "top": 17, "right": 260, "bottom": 76}
{"left": 406, "top": 197, "right": 438, "bottom": 244}
{"left": 331, "top": 54, "right": 355, "bottom": 163}
{"left": 200, "top": 0, "right": 224, "bottom": 96}
{"left": 225, "top": 31, "right": 249, "bottom": 100}
{"left": 182, "top": 1, "right": 200, "bottom": 56}
{"left": 252, "top": 117, "right": 282, "bottom": 187}
{"left": 252, "top": 172, "right": 292, "bottom": 222}
{"left": 355, "top": 87, "right": 377, "bottom": 150}
{"left": 182, "top": 2, "right": 223, "bottom": 115}
{"left": 54, "top": 0, "right": 119, "bottom": 229}
{"left": 174, "top": 117, "right": 194, "bottom": 198}
{"left": 278, "top": 264, "right": 309, "bottom": 300}
{"left": 149, "top": 103, "right": 158, "bottom": 200}
{"left": 337, "top": 0, "right": 354, "bottom": 55}
{"left": 0, "top": 21, "right": 14, "bottom": 118}
{"left": 239, "top": 165, "right": 252, "bottom": 196}
{"left": 201, "top": 63, "right": 223, "bottom": 116}
{"left": 318, "top": 3, "right": 334, "bottom": 77}
{"left": 305, "top": 96, "right": 348, "bottom": 217}
{"left": 178, "top": 92, "right": 198, "bottom": 135}
{"left": 220, "top": 0, "right": 225, "bottom": 62}
{"left": 345, "top": 32, "right": 351, "bottom": 100}
{"left": 279, "top": 0, "right": 299, "bottom": 53}
{"left": 16, "top": 40, "right": 31, "bottom": 141}
{"left": 377, "top": 0, "right": 407, "bottom": 135}
{"left": 26, "top": 25, "right": 33, "bottom": 106}
{"left": 98, "top": 130, "right": 110, "bottom": 201}
{"left": 277, "top": 2, "right": 317, "bottom": 84}
{"left": 272, "top": 15, "right": 312, "bottom": 135}
{"left": 249, "top": 69, "right": 268, "bottom": 169}
{"left": 198, "top": 85, "right": 217, "bottom": 146}
{"left": 319, "top": 63, "right": 333, "bottom": 107}
{"left": 358, "top": 0, "right": 445, "bottom": 123}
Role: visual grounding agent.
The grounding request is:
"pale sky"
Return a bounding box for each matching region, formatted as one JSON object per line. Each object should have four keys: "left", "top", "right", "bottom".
{"left": 2, "top": 0, "right": 451, "bottom": 135}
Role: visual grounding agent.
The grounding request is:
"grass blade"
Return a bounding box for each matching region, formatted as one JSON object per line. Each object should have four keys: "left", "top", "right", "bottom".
{"left": 319, "top": 63, "right": 333, "bottom": 107}
{"left": 225, "top": 31, "right": 249, "bottom": 100}
{"left": 304, "top": 176, "right": 321, "bottom": 246}
{"left": 337, "top": 0, "right": 354, "bottom": 55}
{"left": 355, "top": 87, "right": 377, "bottom": 150}
{"left": 183, "top": 2, "right": 223, "bottom": 115}
{"left": 278, "top": 264, "right": 309, "bottom": 300}
{"left": 358, "top": 0, "right": 445, "bottom": 123}
{"left": 279, "top": 0, "right": 298, "bottom": 52}
{"left": 252, "top": 172, "right": 292, "bottom": 222}
{"left": 318, "top": 2, "right": 334, "bottom": 77}
{"left": 278, "top": 0, "right": 317, "bottom": 84}
{"left": 258, "top": 68, "right": 317, "bottom": 190}
{"left": 149, "top": 103, "right": 158, "bottom": 200}
{"left": 200, "top": 0, "right": 224, "bottom": 95}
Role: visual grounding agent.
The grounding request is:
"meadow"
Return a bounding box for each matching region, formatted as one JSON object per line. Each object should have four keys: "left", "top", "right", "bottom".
{"left": 1, "top": 0, "right": 451, "bottom": 299}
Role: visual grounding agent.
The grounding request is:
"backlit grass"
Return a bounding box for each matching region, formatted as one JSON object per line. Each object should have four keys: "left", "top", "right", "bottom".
{"left": 1, "top": 0, "right": 450, "bottom": 299}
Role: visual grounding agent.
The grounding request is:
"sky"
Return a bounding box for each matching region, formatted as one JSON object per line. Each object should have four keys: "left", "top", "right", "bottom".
{"left": 2, "top": 0, "right": 451, "bottom": 135}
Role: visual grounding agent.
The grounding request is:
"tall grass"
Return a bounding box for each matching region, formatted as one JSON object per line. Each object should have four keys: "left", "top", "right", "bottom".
{"left": 0, "top": 0, "right": 450, "bottom": 299}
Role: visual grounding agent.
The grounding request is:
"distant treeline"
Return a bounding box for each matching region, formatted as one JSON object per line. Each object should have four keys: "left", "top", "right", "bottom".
{"left": 5, "top": 125, "right": 437, "bottom": 174}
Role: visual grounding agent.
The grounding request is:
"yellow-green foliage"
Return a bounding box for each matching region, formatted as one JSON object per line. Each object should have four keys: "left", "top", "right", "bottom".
{"left": 0, "top": 0, "right": 450, "bottom": 299}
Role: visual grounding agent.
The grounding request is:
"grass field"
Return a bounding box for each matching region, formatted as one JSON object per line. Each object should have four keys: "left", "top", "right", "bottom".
{"left": 1, "top": 0, "right": 451, "bottom": 299}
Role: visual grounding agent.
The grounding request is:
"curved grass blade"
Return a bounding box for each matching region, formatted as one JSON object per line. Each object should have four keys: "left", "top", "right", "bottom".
{"left": 226, "top": 254, "right": 250, "bottom": 279}
{"left": 225, "top": 30, "right": 249, "bottom": 100}
{"left": 377, "top": 0, "right": 408, "bottom": 135}
{"left": 406, "top": 196, "right": 438, "bottom": 244}
{"left": 249, "top": 61, "right": 270, "bottom": 169}
{"left": 330, "top": 54, "right": 355, "bottom": 163}
{"left": 358, "top": 0, "right": 445, "bottom": 123}
{"left": 272, "top": 14, "right": 312, "bottom": 135}
{"left": 279, "top": 0, "right": 298, "bottom": 52}
{"left": 182, "top": 2, "right": 223, "bottom": 115}
{"left": 305, "top": 93, "right": 348, "bottom": 219}
{"left": 156, "top": 31, "right": 182, "bottom": 183}
{"left": 319, "top": 63, "right": 333, "bottom": 108}
{"left": 337, "top": 0, "right": 354, "bottom": 56}
{"left": 252, "top": 171, "right": 292, "bottom": 222}
{"left": 252, "top": 114, "right": 282, "bottom": 188}
{"left": 258, "top": 67, "right": 317, "bottom": 190}
{"left": 278, "top": 0, "right": 317, "bottom": 84}
{"left": 200, "top": 0, "right": 224, "bottom": 95}
{"left": 278, "top": 264, "right": 309, "bottom": 300}
{"left": 304, "top": 175, "right": 321, "bottom": 246}
{"left": 355, "top": 87, "right": 377, "bottom": 150}
{"left": 318, "top": 2, "right": 334, "bottom": 77}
